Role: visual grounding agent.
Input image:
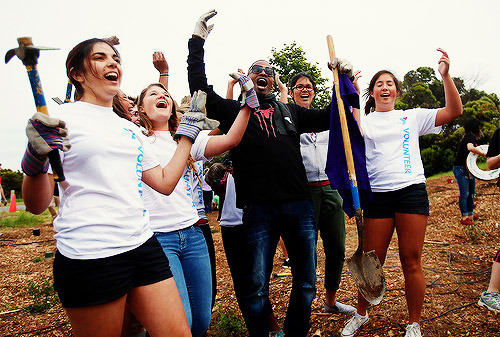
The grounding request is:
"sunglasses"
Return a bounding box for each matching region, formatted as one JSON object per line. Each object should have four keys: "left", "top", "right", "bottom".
{"left": 250, "top": 64, "right": 275, "bottom": 76}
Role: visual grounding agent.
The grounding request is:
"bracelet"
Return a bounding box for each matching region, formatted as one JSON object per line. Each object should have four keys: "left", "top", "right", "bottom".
{"left": 160, "top": 73, "right": 169, "bottom": 77}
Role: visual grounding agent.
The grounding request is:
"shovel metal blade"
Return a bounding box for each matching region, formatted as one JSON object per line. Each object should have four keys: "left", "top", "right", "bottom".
{"left": 347, "top": 249, "right": 385, "bottom": 305}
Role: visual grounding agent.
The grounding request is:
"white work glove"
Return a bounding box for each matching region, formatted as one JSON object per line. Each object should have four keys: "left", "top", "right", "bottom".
{"left": 328, "top": 58, "right": 354, "bottom": 79}
{"left": 174, "top": 90, "right": 220, "bottom": 141}
{"left": 193, "top": 10, "right": 217, "bottom": 40}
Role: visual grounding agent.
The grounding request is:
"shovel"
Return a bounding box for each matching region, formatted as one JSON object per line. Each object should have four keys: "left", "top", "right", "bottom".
{"left": 326, "top": 35, "right": 385, "bottom": 304}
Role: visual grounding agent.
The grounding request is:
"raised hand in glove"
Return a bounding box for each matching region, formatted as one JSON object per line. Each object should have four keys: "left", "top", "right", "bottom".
{"left": 193, "top": 10, "right": 217, "bottom": 39}
{"left": 328, "top": 58, "right": 354, "bottom": 79}
{"left": 229, "top": 72, "right": 260, "bottom": 109}
{"left": 22, "top": 112, "right": 70, "bottom": 176}
{"left": 174, "top": 90, "right": 220, "bottom": 142}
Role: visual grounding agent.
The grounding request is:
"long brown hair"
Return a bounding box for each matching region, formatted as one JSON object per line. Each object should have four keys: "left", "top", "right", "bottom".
{"left": 137, "top": 83, "right": 197, "bottom": 171}
{"left": 137, "top": 83, "right": 178, "bottom": 137}
{"left": 66, "top": 38, "right": 120, "bottom": 101}
{"left": 363, "top": 70, "right": 402, "bottom": 115}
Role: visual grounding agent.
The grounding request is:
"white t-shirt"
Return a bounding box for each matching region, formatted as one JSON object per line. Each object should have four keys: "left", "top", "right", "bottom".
{"left": 191, "top": 160, "right": 207, "bottom": 219}
{"left": 360, "top": 108, "right": 441, "bottom": 192}
{"left": 51, "top": 101, "right": 159, "bottom": 259}
{"left": 142, "top": 130, "right": 211, "bottom": 233}
{"left": 219, "top": 174, "right": 243, "bottom": 227}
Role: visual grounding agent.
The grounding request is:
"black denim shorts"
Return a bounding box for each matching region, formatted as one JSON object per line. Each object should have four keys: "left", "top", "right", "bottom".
{"left": 363, "top": 183, "right": 429, "bottom": 219}
{"left": 53, "top": 235, "right": 172, "bottom": 308}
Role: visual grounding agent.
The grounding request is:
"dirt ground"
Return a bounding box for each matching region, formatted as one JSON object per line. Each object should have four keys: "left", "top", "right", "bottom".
{"left": 1, "top": 175, "right": 499, "bottom": 336}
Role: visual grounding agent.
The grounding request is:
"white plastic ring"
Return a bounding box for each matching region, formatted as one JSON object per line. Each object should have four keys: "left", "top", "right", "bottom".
{"left": 466, "top": 144, "right": 500, "bottom": 181}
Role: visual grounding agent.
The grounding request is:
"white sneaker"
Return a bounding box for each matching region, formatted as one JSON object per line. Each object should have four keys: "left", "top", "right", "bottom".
{"left": 405, "top": 322, "right": 422, "bottom": 337}
{"left": 323, "top": 299, "right": 356, "bottom": 314}
{"left": 341, "top": 312, "right": 369, "bottom": 337}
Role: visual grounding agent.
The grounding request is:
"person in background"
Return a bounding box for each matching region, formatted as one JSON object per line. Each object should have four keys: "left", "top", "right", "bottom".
{"left": 113, "top": 90, "right": 140, "bottom": 125}
{"left": 343, "top": 49, "right": 462, "bottom": 337}
{"left": 0, "top": 163, "right": 7, "bottom": 206}
{"left": 452, "top": 118, "right": 486, "bottom": 225}
{"left": 47, "top": 184, "right": 60, "bottom": 222}
{"left": 202, "top": 170, "right": 213, "bottom": 214}
{"left": 477, "top": 126, "right": 500, "bottom": 314}
{"left": 283, "top": 71, "right": 356, "bottom": 314}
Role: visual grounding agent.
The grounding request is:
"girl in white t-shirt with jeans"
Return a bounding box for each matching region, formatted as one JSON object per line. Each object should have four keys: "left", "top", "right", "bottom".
{"left": 342, "top": 49, "right": 462, "bottom": 337}
{"left": 20, "top": 38, "right": 214, "bottom": 337}
{"left": 136, "top": 77, "right": 253, "bottom": 336}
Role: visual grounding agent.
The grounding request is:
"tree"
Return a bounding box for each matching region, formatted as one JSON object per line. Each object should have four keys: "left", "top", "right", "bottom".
{"left": 269, "top": 42, "right": 332, "bottom": 109}
{"left": 0, "top": 169, "right": 23, "bottom": 199}
{"left": 402, "top": 67, "right": 437, "bottom": 90}
{"left": 401, "top": 82, "right": 439, "bottom": 109}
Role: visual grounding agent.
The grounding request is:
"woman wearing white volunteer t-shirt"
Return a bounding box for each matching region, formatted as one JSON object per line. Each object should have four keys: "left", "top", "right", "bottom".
{"left": 342, "top": 49, "right": 462, "bottom": 337}
{"left": 19, "top": 38, "right": 215, "bottom": 337}
{"left": 136, "top": 78, "right": 253, "bottom": 336}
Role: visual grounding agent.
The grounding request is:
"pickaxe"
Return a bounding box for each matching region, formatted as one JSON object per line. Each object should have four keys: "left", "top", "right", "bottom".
{"left": 6, "top": 37, "right": 65, "bottom": 182}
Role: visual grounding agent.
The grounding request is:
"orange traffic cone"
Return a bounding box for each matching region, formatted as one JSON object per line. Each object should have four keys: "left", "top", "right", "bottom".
{"left": 8, "top": 190, "right": 17, "bottom": 212}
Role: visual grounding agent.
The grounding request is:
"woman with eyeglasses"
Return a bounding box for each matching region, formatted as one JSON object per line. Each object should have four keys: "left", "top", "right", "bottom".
{"left": 341, "top": 49, "right": 462, "bottom": 337}
{"left": 282, "top": 71, "right": 357, "bottom": 316}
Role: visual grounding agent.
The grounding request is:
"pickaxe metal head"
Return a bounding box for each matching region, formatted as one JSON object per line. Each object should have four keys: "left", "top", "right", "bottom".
{"left": 5, "top": 37, "right": 58, "bottom": 66}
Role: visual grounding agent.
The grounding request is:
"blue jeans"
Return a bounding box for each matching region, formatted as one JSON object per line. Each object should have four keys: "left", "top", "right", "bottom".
{"left": 453, "top": 165, "right": 476, "bottom": 216}
{"left": 155, "top": 226, "right": 212, "bottom": 337}
{"left": 240, "top": 200, "right": 317, "bottom": 337}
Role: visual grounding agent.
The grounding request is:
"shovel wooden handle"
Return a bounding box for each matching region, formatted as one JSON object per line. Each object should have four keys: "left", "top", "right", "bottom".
{"left": 326, "top": 35, "right": 360, "bottom": 208}
{"left": 327, "top": 35, "right": 363, "bottom": 254}
{"left": 25, "top": 64, "right": 65, "bottom": 182}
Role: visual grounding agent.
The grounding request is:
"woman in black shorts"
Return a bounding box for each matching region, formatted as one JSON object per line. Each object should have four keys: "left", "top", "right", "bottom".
{"left": 20, "top": 38, "right": 212, "bottom": 336}
{"left": 342, "top": 49, "right": 462, "bottom": 337}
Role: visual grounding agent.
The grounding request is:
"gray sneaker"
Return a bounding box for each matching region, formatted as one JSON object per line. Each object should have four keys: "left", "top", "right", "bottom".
{"left": 405, "top": 322, "right": 422, "bottom": 337}
{"left": 478, "top": 291, "right": 500, "bottom": 313}
{"left": 341, "top": 312, "right": 369, "bottom": 337}
{"left": 323, "top": 299, "right": 356, "bottom": 314}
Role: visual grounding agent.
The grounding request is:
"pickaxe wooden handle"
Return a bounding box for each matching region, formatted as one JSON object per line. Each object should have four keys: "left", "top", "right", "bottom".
{"left": 5, "top": 37, "right": 65, "bottom": 182}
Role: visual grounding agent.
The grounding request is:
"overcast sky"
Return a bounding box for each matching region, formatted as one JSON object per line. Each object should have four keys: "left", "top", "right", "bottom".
{"left": 1, "top": 0, "right": 499, "bottom": 170}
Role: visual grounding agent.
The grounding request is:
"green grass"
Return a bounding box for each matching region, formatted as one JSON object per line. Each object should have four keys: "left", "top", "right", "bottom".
{"left": 427, "top": 160, "right": 490, "bottom": 180}
{"left": 0, "top": 209, "right": 52, "bottom": 228}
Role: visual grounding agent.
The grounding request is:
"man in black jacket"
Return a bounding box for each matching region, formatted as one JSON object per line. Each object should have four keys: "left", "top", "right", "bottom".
{"left": 187, "top": 10, "right": 353, "bottom": 337}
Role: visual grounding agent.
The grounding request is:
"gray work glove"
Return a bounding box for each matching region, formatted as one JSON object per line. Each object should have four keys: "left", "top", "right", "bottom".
{"left": 328, "top": 58, "right": 354, "bottom": 79}
{"left": 229, "top": 72, "right": 260, "bottom": 109}
{"left": 174, "top": 90, "right": 220, "bottom": 141}
{"left": 22, "top": 112, "right": 70, "bottom": 176}
{"left": 193, "top": 10, "right": 217, "bottom": 39}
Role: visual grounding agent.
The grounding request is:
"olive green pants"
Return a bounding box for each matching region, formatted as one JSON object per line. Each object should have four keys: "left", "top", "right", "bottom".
{"left": 309, "top": 185, "right": 346, "bottom": 291}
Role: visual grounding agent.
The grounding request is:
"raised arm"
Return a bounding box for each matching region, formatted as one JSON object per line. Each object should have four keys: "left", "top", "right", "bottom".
{"left": 487, "top": 154, "right": 500, "bottom": 170}
{"left": 275, "top": 73, "right": 288, "bottom": 103}
{"left": 153, "top": 51, "right": 169, "bottom": 89}
{"left": 434, "top": 48, "right": 463, "bottom": 126}
{"left": 226, "top": 68, "right": 244, "bottom": 99}
{"left": 22, "top": 113, "right": 70, "bottom": 214}
{"left": 204, "top": 72, "right": 256, "bottom": 157}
